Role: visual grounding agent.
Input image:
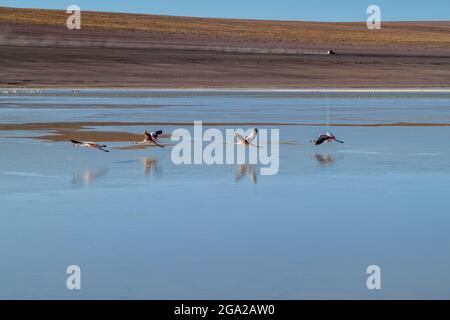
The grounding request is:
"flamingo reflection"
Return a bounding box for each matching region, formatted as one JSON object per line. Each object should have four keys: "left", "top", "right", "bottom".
{"left": 235, "top": 164, "right": 257, "bottom": 183}
{"left": 143, "top": 158, "right": 161, "bottom": 176}
{"left": 72, "top": 168, "right": 108, "bottom": 186}
{"left": 314, "top": 154, "right": 335, "bottom": 166}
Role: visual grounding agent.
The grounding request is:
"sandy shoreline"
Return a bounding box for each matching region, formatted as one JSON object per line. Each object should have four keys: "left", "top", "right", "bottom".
{"left": 1, "top": 43, "right": 448, "bottom": 88}
{"left": 2, "top": 88, "right": 450, "bottom": 92}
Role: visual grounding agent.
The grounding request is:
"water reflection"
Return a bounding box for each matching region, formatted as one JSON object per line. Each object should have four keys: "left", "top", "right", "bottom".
{"left": 71, "top": 168, "right": 108, "bottom": 186}
{"left": 235, "top": 164, "right": 257, "bottom": 183}
{"left": 314, "top": 154, "right": 335, "bottom": 166}
{"left": 143, "top": 158, "right": 161, "bottom": 177}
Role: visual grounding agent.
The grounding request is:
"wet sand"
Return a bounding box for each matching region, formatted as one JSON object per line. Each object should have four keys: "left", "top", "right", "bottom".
{"left": 2, "top": 121, "right": 450, "bottom": 143}
{"left": 1, "top": 7, "right": 449, "bottom": 88}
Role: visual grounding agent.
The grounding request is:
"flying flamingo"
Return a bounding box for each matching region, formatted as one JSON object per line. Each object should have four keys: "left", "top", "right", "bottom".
{"left": 311, "top": 132, "right": 344, "bottom": 145}
{"left": 70, "top": 140, "right": 110, "bottom": 152}
{"left": 235, "top": 128, "right": 260, "bottom": 148}
{"left": 133, "top": 130, "right": 165, "bottom": 148}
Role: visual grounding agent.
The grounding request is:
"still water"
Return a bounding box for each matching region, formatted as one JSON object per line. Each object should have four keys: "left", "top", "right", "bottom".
{"left": 1, "top": 90, "right": 450, "bottom": 299}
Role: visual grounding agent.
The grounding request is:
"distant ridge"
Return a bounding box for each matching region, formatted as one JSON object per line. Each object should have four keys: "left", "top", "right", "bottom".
{"left": 0, "top": 7, "right": 449, "bottom": 89}
{"left": 1, "top": 6, "right": 450, "bottom": 48}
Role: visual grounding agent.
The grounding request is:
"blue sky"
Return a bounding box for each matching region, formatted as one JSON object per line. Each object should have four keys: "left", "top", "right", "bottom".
{"left": 1, "top": 0, "right": 449, "bottom": 21}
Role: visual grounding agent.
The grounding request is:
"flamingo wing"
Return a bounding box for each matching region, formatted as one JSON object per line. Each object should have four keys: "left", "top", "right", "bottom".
{"left": 150, "top": 139, "right": 165, "bottom": 148}
{"left": 235, "top": 134, "right": 246, "bottom": 144}
{"left": 245, "top": 129, "right": 258, "bottom": 143}
{"left": 144, "top": 131, "right": 152, "bottom": 140}
{"left": 314, "top": 134, "right": 330, "bottom": 145}
{"left": 153, "top": 130, "right": 163, "bottom": 139}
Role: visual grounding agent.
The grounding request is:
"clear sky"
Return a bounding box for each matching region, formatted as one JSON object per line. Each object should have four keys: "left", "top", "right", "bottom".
{"left": 1, "top": 0, "right": 449, "bottom": 21}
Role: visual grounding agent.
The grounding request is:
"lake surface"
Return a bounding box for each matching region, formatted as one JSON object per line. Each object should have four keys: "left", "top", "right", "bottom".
{"left": 1, "top": 90, "right": 450, "bottom": 299}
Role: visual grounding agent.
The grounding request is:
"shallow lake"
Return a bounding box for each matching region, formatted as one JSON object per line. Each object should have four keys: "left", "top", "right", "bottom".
{"left": 1, "top": 90, "right": 450, "bottom": 299}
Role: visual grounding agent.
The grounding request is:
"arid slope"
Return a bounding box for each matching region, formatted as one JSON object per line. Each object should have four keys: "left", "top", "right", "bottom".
{"left": 1, "top": 7, "right": 449, "bottom": 88}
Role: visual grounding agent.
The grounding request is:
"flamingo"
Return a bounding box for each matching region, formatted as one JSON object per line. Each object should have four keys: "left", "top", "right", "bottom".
{"left": 133, "top": 130, "right": 165, "bottom": 148}
{"left": 311, "top": 132, "right": 344, "bottom": 145}
{"left": 235, "top": 128, "right": 260, "bottom": 148}
{"left": 70, "top": 140, "right": 110, "bottom": 152}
